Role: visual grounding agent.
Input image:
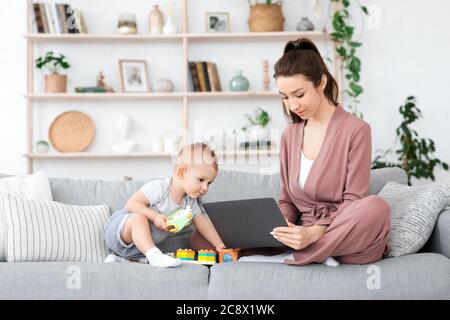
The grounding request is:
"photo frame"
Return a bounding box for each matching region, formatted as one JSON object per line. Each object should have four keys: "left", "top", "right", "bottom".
{"left": 205, "top": 12, "right": 230, "bottom": 33}
{"left": 119, "top": 60, "right": 150, "bottom": 92}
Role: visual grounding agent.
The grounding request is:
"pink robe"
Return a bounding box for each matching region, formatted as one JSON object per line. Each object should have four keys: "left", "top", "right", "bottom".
{"left": 278, "top": 104, "right": 391, "bottom": 265}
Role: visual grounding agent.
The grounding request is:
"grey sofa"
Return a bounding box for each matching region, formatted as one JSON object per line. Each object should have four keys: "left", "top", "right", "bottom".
{"left": 0, "top": 167, "right": 449, "bottom": 300}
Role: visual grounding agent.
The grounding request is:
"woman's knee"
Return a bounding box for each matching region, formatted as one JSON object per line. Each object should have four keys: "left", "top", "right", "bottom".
{"left": 349, "top": 195, "right": 391, "bottom": 229}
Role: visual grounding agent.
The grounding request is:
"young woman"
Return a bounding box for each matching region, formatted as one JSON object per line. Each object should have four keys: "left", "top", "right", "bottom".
{"left": 272, "top": 38, "right": 391, "bottom": 265}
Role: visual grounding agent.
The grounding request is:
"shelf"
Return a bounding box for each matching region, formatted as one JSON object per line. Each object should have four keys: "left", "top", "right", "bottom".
{"left": 24, "top": 31, "right": 330, "bottom": 43}
{"left": 25, "top": 93, "right": 185, "bottom": 101}
{"left": 24, "top": 149, "right": 280, "bottom": 160}
{"left": 187, "top": 91, "right": 280, "bottom": 99}
{"left": 24, "top": 33, "right": 184, "bottom": 43}
{"left": 187, "top": 31, "right": 330, "bottom": 42}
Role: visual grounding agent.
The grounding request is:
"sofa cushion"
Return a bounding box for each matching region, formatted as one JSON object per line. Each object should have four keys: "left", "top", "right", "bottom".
{"left": 378, "top": 181, "right": 450, "bottom": 257}
{"left": 0, "top": 262, "right": 209, "bottom": 299}
{"left": 1, "top": 193, "right": 110, "bottom": 262}
{"left": 208, "top": 253, "right": 450, "bottom": 299}
{"left": 423, "top": 209, "right": 450, "bottom": 258}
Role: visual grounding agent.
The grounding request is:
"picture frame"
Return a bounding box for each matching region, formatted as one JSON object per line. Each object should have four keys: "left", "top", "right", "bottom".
{"left": 205, "top": 12, "right": 230, "bottom": 33}
{"left": 119, "top": 59, "right": 150, "bottom": 92}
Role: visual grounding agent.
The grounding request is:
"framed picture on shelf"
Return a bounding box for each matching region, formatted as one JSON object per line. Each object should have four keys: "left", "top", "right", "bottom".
{"left": 119, "top": 60, "right": 150, "bottom": 92}
{"left": 205, "top": 12, "right": 230, "bottom": 33}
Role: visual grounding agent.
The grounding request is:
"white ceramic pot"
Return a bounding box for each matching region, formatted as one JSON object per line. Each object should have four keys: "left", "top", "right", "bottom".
{"left": 154, "top": 78, "right": 174, "bottom": 92}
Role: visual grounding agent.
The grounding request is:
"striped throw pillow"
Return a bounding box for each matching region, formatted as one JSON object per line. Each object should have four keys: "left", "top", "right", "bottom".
{"left": 1, "top": 193, "right": 110, "bottom": 262}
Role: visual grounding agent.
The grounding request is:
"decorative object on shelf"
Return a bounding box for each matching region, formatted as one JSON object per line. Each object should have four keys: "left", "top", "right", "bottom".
{"left": 163, "top": 0, "right": 177, "bottom": 34}
{"left": 296, "top": 17, "right": 314, "bottom": 31}
{"left": 248, "top": 1, "right": 284, "bottom": 32}
{"left": 117, "top": 13, "right": 138, "bottom": 34}
{"left": 123, "top": 176, "right": 133, "bottom": 182}
{"left": 262, "top": 60, "right": 270, "bottom": 91}
{"left": 205, "top": 12, "right": 230, "bottom": 33}
{"left": 119, "top": 60, "right": 150, "bottom": 93}
{"left": 35, "top": 51, "right": 70, "bottom": 93}
{"left": 154, "top": 78, "right": 174, "bottom": 92}
{"left": 75, "top": 71, "right": 115, "bottom": 93}
{"left": 48, "top": 111, "right": 95, "bottom": 153}
{"left": 149, "top": 5, "right": 164, "bottom": 34}
{"left": 111, "top": 115, "right": 138, "bottom": 153}
{"left": 229, "top": 70, "right": 250, "bottom": 91}
{"left": 151, "top": 136, "right": 164, "bottom": 153}
{"left": 35, "top": 140, "right": 50, "bottom": 154}
{"left": 312, "top": 0, "right": 325, "bottom": 31}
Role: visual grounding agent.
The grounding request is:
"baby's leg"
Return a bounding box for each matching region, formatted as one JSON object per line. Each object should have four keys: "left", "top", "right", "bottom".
{"left": 121, "top": 213, "right": 181, "bottom": 267}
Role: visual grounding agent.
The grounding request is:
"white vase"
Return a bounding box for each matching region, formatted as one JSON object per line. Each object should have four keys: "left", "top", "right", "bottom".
{"left": 149, "top": 5, "right": 164, "bottom": 34}
{"left": 163, "top": 16, "right": 177, "bottom": 34}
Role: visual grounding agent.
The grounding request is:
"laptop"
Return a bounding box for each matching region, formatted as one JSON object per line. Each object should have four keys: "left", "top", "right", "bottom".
{"left": 202, "top": 198, "right": 288, "bottom": 248}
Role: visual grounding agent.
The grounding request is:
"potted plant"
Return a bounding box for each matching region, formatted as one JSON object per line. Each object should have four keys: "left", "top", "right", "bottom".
{"left": 248, "top": 0, "right": 285, "bottom": 32}
{"left": 35, "top": 51, "right": 71, "bottom": 93}
{"left": 239, "top": 107, "right": 271, "bottom": 149}
{"left": 371, "top": 96, "right": 449, "bottom": 185}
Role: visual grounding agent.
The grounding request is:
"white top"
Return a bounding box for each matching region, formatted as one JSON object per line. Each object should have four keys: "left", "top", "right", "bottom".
{"left": 298, "top": 150, "right": 315, "bottom": 189}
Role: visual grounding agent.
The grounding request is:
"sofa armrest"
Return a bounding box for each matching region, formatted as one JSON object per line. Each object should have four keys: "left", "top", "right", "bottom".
{"left": 423, "top": 208, "right": 450, "bottom": 258}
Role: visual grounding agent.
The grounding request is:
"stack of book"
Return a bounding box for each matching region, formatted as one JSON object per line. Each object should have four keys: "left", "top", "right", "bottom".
{"left": 32, "top": 3, "right": 87, "bottom": 34}
{"left": 188, "top": 61, "right": 222, "bottom": 92}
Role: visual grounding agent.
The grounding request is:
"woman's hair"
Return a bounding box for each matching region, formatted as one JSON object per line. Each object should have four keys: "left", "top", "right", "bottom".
{"left": 274, "top": 38, "right": 339, "bottom": 123}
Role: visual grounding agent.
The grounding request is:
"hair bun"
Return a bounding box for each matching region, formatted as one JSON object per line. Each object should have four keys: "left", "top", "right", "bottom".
{"left": 283, "top": 38, "right": 320, "bottom": 55}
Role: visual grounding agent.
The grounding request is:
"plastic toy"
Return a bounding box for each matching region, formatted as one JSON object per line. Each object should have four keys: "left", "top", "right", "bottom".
{"left": 175, "top": 249, "right": 195, "bottom": 261}
{"left": 197, "top": 250, "right": 217, "bottom": 263}
{"left": 219, "top": 248, "right": 241, "bottom": 263}
{"left": 166, "top": 205, "right": 193, "bottom": 233}
{"left": 175, "top": 249, "right": 217, "bottom": 265}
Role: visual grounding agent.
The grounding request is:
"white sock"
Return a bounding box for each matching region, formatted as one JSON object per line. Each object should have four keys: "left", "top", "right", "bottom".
{"left": 145, "top": 247, "right": 181, "bottom": 268}
{"left": 104, "top": 253, "right": 132, "bottom": 263}
{"left": 322, "top": 256, "right": 340, "bottom": 267}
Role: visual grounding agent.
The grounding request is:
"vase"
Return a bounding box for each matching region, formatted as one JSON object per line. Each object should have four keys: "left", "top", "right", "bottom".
{"left": 117, "top": 13, "right": 137, "bottom": 34}
{"left": 163, "top": 15, "right": 176, "bottom": 34}
{"left": 154, "top": 78, "right": 174, "bottom": 92}
{"left": 44, "top": 74, "right": 67, "bottom": 93}
{"left": 229, "top": 70, "right": 249, "bottom": 92}
{"left": 36, "top": 140, "right": 49, "bottom": 154}
{"left": 149, "top": 5, "right": 164, "bottom": 34}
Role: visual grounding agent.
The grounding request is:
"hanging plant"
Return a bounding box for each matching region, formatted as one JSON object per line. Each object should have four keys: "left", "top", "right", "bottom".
{"left": 371, "top": 96, "right": 449, "bottom": 185}
{"left": 330, "top": 0, "right": 368, "bottom": 118}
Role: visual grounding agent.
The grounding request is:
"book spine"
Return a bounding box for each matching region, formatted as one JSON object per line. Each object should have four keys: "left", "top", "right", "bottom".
{"left": 58, "top": 4, "right": 69, "bottom": 33}
{"left": 33, "top": 3, "right": 45, "bottom": 33}
{"left": 195, "top": 61, "right": 207, "bottom": 92}
{"left": 206, "top": 62, "right": 216, "bottom": 91}
{"left": 201, "top": 61, "right": 211, "bottom": 92}
{"left": 51, "top": 3, "right": 62, "bottom": 34}
{"left": 39, "top": 3, "right": 49, "bottom": 33}
{"left": 44, "top": 3, "right": 55, "bottom": 34}
{"left": 188, "top": 62, "right": 200, "bottom": 92}
{"left": 187, "top": 62, "right": 194, "bottom": 92}
{"left": 211, "top": 63, "right": 222, "bottom": 91}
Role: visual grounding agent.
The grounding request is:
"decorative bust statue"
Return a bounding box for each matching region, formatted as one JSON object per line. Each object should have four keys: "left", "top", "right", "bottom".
{"left": 111, "top": 115, "right": 138, "bottom": 153}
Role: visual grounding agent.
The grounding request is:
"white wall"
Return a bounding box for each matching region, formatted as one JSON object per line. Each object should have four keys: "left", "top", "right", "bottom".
{"left": 1, "top": 0, "right": 449, "bottom": 184}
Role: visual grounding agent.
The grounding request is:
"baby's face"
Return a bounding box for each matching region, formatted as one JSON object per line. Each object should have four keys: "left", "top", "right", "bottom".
{"left": 181, "top": 164, "right": 217, "bottom": 198}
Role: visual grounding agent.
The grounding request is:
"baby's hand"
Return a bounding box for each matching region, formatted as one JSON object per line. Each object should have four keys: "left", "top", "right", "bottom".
{"left": 215, "top": 243, "right": 226, "bottom": 253}
{"left": 153, "top": 213, "right": 168, "bottom": 231}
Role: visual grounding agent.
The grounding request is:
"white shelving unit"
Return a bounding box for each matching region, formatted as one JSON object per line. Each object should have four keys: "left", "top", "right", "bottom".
{"left": 24, "top": 0, "right": 338, "bottom": 174}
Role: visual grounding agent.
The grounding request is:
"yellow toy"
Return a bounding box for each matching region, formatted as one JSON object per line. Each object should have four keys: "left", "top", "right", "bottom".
{"left": 166, "top": 205, "right": 193, "bottom": 233}
{"left": 197, "top": 249, "right": 217, "bottom": 264}
{"left": 175, "top": 249, "right": 195, "bottom": 261}
{"left": 175, "top": 249, "right": 217, "bottom": 265}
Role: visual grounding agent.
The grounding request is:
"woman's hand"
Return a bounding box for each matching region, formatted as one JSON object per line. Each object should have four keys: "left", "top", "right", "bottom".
{"left": 153, "top": 213, "right": 168, "bottom": 231}
{"left": 271, "top": 220, "right": 326, "bottom": 250}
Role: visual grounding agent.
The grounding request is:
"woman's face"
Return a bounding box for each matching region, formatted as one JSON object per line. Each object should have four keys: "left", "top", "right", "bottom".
{"left": 276, "top": 74, "right": 326, "bottom": 120}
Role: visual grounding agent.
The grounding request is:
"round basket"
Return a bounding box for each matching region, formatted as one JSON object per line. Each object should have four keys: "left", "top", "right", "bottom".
{"left": 49, "top": 111, "right": 95, "bottom": 152}
{"left": 248, "top": 3, "right": 285, "bottom": 32}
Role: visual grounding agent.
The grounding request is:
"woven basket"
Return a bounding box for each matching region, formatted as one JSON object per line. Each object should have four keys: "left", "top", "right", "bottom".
{"left": 49, "top": 111, "right": 95, "bottom": 152}
{"left": 248, "top": 3, "right": 285, "bottom": 32}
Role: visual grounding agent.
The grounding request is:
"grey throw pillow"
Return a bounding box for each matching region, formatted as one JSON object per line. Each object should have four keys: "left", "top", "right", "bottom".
{"left": 378, "top": 181, "right": 450, "bottom": 257}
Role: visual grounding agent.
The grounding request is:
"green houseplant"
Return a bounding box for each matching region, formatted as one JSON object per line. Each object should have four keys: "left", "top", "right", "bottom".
{"left": 35, "top": 51, "right": 71, "bottom": 93}
{"left": 239, "top": 107, "right": 271, "bottom": 150}
{"left": 372, "top": 96, "right": 449, "bottom": 185}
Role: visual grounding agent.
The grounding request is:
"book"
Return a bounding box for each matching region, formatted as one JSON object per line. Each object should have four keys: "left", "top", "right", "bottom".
{"left": 201, "top": 61, "right": 211, "bottom": 92}
{"left": 57, "top": 4, "right": 69, "bottom": 33}
{"left": 188, "top": 62, "right": 200, "bottom": 92}
{"left": 39, "top": 3, "right": 49, "bottom": 33}
{"left": 195, "top": 61, "right": 207, "bottom": 92}
{"left": 44, "top": 3, "right": 55, "bottom": 34}
{"left": 75, "top": 87, "right": 107, "bottom": 93}
{"left": 207, "top": 62, "right": 222, "bottom": 92}
{"left": 33, "top": 4, "right": 45, "bottom": 33}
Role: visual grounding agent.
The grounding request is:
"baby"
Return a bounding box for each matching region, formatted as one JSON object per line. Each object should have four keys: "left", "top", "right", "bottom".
{"left": 104, "top": 142, "right": 225, "bottom": 267}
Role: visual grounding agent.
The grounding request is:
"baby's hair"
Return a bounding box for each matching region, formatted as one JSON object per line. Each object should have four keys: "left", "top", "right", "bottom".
{"left": 177, "top": 142, "right": 218, "bottom": 171}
